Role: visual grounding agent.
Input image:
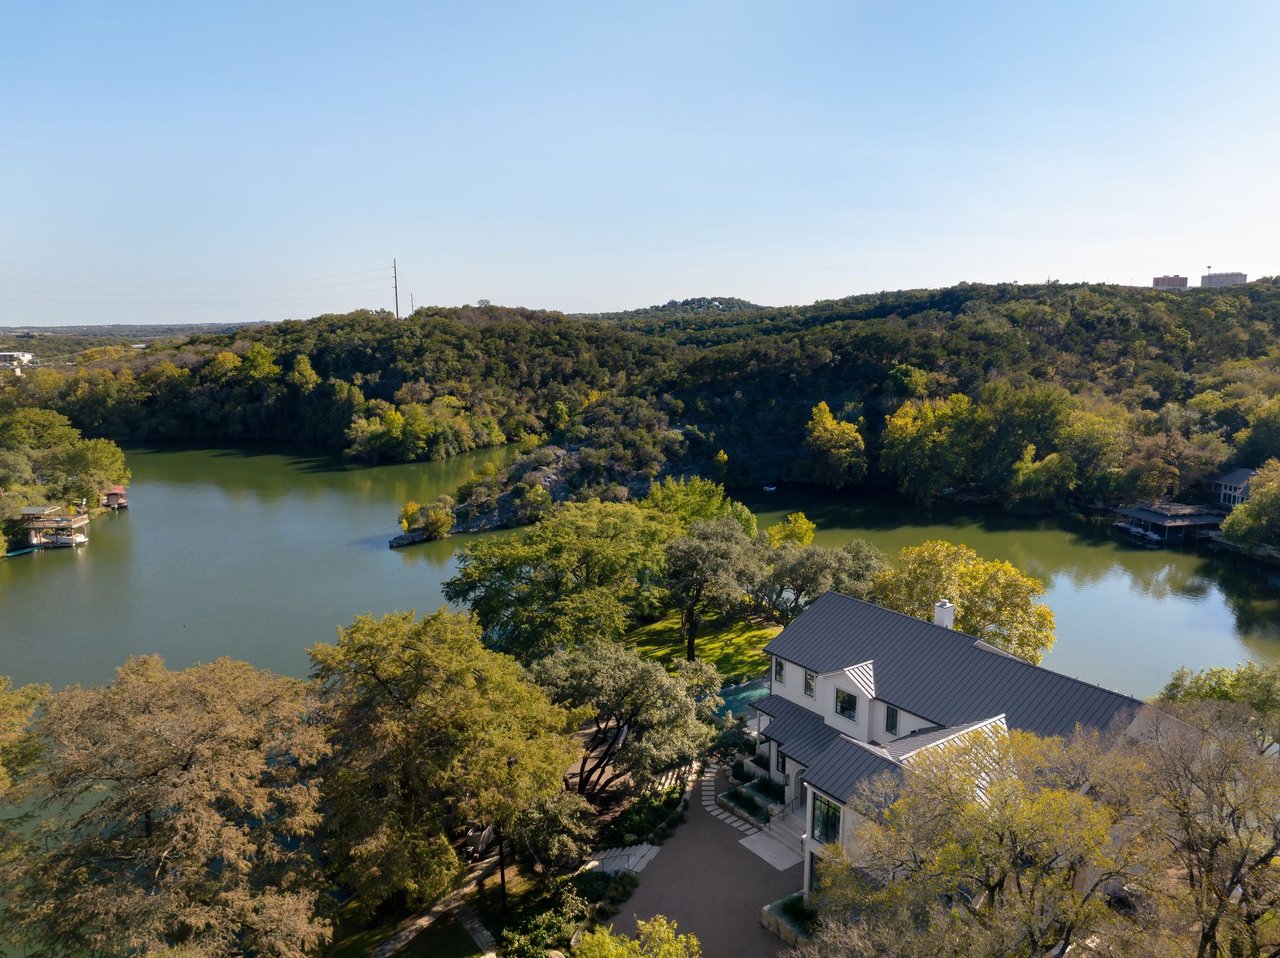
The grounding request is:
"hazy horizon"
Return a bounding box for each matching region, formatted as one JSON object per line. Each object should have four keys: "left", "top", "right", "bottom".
{"left": 4, "top": 1, "right": 1277, "bottom": 327}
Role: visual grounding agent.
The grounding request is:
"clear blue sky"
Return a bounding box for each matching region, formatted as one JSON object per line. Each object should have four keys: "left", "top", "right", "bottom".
{"left": 2, "top": 1, "right": 1277, "bottom": 325}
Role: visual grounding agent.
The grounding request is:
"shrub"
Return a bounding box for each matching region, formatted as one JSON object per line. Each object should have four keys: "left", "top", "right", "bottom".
{"left": 754, "top": 776, "right": 785, "bottom": 803}
{"left": 731, "top": 758, "right": 748, "bottom": 781}
{"left": 779, "top": 891, "right": 816, "bottom": 933}
{"left": 750, "top": 751, "right": 770, "bottom": 770}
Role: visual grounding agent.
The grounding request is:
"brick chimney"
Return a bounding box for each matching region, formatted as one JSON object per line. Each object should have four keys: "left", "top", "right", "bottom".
{"left": 933, "top": 599, "right": 955, "bottom": 629}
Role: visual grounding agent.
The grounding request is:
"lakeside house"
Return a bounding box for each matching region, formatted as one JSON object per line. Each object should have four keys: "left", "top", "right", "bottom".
{"left": 750, "top": 592, "right": 1142, "bottom": 899}
{"left": 1212, "top": 468, "right": 1256, "bottom": 508}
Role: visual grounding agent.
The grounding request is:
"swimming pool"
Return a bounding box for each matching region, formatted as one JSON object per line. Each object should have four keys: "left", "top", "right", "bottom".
{"left": 718, "top": 677, "right": 770, "bottom": 718}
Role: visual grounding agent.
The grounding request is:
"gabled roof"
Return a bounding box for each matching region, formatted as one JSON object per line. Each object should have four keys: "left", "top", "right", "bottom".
{"left": 764, "top": 593, "right": 1141, "bottom": 740}
{"left": 1216, "top": 468, "right": 1257, "bottom": 487}
{"left": 800, "top": 737, "right": 899, "bottom": 802}
{"left": 883, "top": 715, "right": 1005, "bottom": 761}
{"left": 754, "top": 694, "right": 840, "bottom": 766}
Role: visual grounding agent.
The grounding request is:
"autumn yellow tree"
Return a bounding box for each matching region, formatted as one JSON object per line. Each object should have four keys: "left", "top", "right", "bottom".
{"left": 871, "top": 540, "right": 1055, "bottom": 663}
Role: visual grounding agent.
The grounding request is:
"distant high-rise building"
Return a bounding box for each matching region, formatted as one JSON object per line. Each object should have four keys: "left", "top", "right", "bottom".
{"left": 1201, "top": 272, "right": 1247, "bottom": 288}
{"left": 1153, "top": 275, "right": 1188, "bottom": 289}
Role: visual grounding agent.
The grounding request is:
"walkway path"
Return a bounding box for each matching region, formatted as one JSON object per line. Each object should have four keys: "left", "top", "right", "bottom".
{"left": 606, "top": 766, "right": 803, "bottom": 958}
{"left": 366, "top": 857, "right": 499, "bottom": 958}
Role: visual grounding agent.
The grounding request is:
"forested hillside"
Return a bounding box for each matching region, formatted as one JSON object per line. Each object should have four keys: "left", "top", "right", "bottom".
{"left": 5, "top": 280, "right": 1280, "bottom": 523}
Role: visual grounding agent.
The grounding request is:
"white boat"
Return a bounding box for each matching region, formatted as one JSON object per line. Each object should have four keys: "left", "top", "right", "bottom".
{"left": 762, "top": 485, "right": 777, "bottom": 492}
{"left": 49, "top": 533, "right": 88, "bottom": 547}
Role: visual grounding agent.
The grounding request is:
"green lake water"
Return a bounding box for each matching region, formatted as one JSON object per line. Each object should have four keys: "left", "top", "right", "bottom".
{"left": 2, "top": 447, "right": 1279, "bottom": 699}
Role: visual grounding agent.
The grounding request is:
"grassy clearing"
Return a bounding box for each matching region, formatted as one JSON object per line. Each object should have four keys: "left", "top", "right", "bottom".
{"left": 628, "top": 612, "right": 779, "bottom": 682}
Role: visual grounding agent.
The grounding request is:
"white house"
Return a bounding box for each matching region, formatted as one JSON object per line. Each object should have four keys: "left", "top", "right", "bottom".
{"left": 752, "top": 593, "right": 1142, "bottom": 897}
{"left": 1212, "top": 468, "right": 1256, "bottom": 508}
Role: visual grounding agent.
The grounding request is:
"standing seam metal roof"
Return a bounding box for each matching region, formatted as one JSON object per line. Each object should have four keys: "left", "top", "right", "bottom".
{"left": 763, "top": 592, "right": 1141, "bottom": 740}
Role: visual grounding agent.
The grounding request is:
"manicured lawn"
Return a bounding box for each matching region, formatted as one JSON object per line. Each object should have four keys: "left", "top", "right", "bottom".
{"left": 628, "top": 612, "right": 779, "bottom": 682}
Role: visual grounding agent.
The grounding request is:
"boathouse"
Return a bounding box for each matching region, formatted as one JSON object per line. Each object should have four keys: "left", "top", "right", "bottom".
{"left": 19, "top": 506, "right": 90, "bottom": 547}
{"left": 1113, "top": 501, "right": 1220, "bottom": 545}
{"left": 101, "top": 485, "right": 129, "bottom": 509}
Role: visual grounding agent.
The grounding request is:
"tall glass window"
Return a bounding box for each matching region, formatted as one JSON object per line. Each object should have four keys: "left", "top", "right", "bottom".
{"left": 812, "top": 795, "right": 841, "bottom": 845}
{"left": 885, "top": 705, "right": 899, "bottom": 735}
{"left": 776, "top": 748, "right": 787, "bottom": 774}
{"left": 804, "top": 670, "right": 816, "bottom": 697}
{"left": 774, "top": 657, "right": 785, "bottom": 683}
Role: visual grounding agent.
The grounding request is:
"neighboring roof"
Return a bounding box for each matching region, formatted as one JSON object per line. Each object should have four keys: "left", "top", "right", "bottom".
{"left": 1215, "top": 468, "right": 1257, "bottom": 487}
{"left": 764, "top": 593, "right": 1142, "bottom": 740}
{"left": 19, "top": 505, "right": 59, "bottom": 516}
{"left": 800, "top": 736, "right": 900, "bottom": 803}
{"left": 754, "top": 694, "right": 841, "bottom": 766}
{"left": 1116, "top": 504, "right": 1220, "bottom": 527}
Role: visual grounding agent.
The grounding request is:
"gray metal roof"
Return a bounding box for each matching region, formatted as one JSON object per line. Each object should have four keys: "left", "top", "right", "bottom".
{"left": 754, "top": 694, "right": 841, "bottom": 766}
{"left": 764, "top": 593, "right": 1142, "bottom": 740}
{"left": 1216, "top": 468, "right": 1256, "bottom": 486}
{"left": 800, "top": 737, "right": 901, "bottom": 803}
{"left": 882, "top": 716, "right": 1001, "bottom": 761}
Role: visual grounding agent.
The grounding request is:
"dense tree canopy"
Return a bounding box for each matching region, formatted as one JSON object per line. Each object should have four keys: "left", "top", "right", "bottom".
{"left": 7, "top": 280, "right": 1280, "bottom": 519}
{"left": 1221, "top": 459, "right": 1280, "bottom": 547}
{"left": 0, "top": 657, "right": 330, "bottom": 958}
{"left": 531, "top": 642, "right": 719, "bottom": 799}
{"left": 308, "top": 610, "right": 577, "bottom": 914}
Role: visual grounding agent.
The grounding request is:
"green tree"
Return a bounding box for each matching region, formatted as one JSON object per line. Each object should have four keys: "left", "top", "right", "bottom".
{"left": 803, "top": 401, "right": 867, "bottom": 489}
{"left": 1161, "top": 659, "right": 1280, "bottom": 752}
{"left": 574, "top": 916, "right": 702, "bottom": 957}
{"left": 1010, "top": 444, "right": 1076, "bottom": 507}
{"left": 1235, "top": 397, "right": 1280, "bottom": 466}
{"left": 765, "top": 511, "right": 816, "bottom": 548}
{"left": 1222, "top": 459, "right": 1280, "bottom": 548}
{"left": 444, "top": 501, "right": 674, "bottom": 662}
{"left": 0, "top": 676, "right": 43, "bottom": 800}
{"left": 871, "top": 540, "right": 1056, "bottom": 663}
{"left": 43, "top": 437, "right": 131, "bottom": 505}
{"left": 880, "top": 395, "right": 977, "bottom": 503}
{"left": 0, "top": 657, "right": 330, "bottom": 958}
{"left": 642, "top": 475, "right": 757, "bottom": 537}
{"left": 508, "top": 792, "right": 596, "bottom": 875}
{"left": 665, "top": 517, "right": 767, "bottom": 661}
{"left": 531, "top": 642, "right": 719, "bottom": 799}
{"left": 309, "top": 610, "right": 577, "bottom": 913}
{"left": 754, "top": 540, "right": 887, "bottom": 624}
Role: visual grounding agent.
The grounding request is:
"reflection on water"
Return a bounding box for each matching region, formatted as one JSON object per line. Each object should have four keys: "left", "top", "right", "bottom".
{"left": 2, "top": 460, "right": 1278, "bottom": 700}
{"left": 744, "top": 488, "right": 1280, "bottom": 696}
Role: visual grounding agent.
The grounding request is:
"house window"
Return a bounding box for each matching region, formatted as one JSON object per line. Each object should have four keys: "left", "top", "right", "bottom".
{"left": 804, "top": 670, "right": 816, "bottom": 697}
{"left": 812, "top": 794, "right": 841, "bottom": 845}
{"left": 774, "top": 657, "right": 785, "bottom": 683}
{"left": 885, "top": 705, "right": 899, "bottom": 736}
{"left": 776, "top": 748, "right": 787, "bottom": 775}
{"left": 835, "top": 688, "right": 858, "bottom": 722}
{"left": 808, "top": 851, "right": 822, "bottom": 892}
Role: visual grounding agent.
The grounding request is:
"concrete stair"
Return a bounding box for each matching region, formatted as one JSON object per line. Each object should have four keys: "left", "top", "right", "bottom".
{"left": 586, "top": 843, "right": 659, "bottom": 875}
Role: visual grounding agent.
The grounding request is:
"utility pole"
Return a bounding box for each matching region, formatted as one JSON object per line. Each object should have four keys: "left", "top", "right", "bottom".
{"left": 392, "top": 259, "right": 400, "bottom": 319}
{"left": 410, "top": 293, "right": 415, "bottom": 313}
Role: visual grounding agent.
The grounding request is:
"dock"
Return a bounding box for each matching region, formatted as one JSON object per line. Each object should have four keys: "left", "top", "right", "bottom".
{"left": 19, "top": 506, "right": 90, "bottom": 548}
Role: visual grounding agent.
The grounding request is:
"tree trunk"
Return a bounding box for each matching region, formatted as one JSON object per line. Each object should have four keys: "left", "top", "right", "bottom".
{"left": 497, "top": 828, "right": 507, "bottom": 911}
{"left": 684, "top": 604, "right": 700, "bottom": 662}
